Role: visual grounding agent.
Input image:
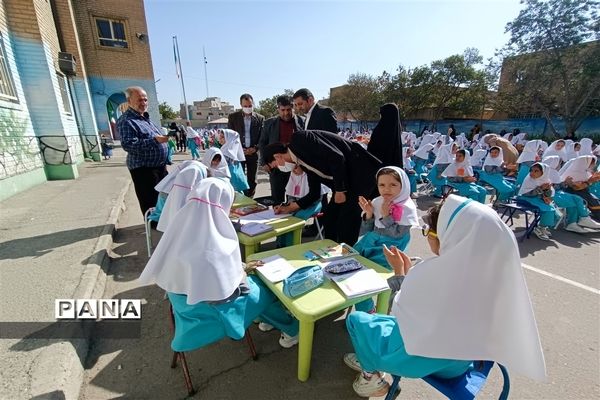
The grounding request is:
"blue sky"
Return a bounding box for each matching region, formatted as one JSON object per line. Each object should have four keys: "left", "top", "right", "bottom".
{"left": 145, "top": 0, "right": 524, "bottom": 109}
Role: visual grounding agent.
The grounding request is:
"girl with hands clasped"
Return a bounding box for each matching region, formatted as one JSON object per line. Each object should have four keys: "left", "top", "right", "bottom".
{"left": 353, "top": 167, "right": 419, "bottom": 313}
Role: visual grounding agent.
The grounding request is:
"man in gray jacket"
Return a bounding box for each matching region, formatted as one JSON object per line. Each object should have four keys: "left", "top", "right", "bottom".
{"left": 259, "top": 95, "right": 305, "bottom": 204}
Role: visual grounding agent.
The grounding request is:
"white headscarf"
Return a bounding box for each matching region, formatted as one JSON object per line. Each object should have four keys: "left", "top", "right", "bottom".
{"left": 483, "top": 147, "right": 504, "bottom": 167}
{"left": 542, "top": 156, "right": 563, "bottom": 184}
{"left": 559, "top": 155, "right": 596, "bottom": 183}
{"left": 402, "top": 147, "right": 414, "bottom": 166}
{"left": 140, "top": 178, "right": 244, "bottom": 304}
{"left": 219, "top": 129, "right": 246, "bottom": 162}
{"left": 564, "top": 141, "right": 579, "bottom": 161}
{"left": 517, "top": 140, "right": 542, "bottom": 164}
{"left": 542, "top": 140, "right": 568, "bottom": 162}
{"left": 471, "top": 149, "right": 488, "bottom": 168}
{"left": 413, "top": 143, "right": 434, "bottom": 160}
{"left": 370, "top": 166, "right": 419, "bottom": 229}
{"left": 433, "top": 143, "right": 456, "bottom": 166}
{"left": 579, "top": 138, "right": 593, "bottom": 156}
{"left": 513, "top": 133, "right": 528, "bottom": 145}
{"left": 393, "top": 195, "right": 546, "bottom": 381}
{"left": 518, "top": 163, "right": 551, "bottom": 195}
{"left": 285, "top": 169, "right": 309, "bottom": 198}
{"left": 157, "top": 163, "right": 208, "bottom": 232}
{"left": 154, "top": 160, "right": 196, "bottom": 193}
{"left": 419, "top": 133, "right": 436, "bottom": 147}
{"left": 442, "top": 151, "right": 473, "bottom": 178}
{"left": 185, "top": 126, "right": 200, "bottom": 139}
{"left": 202, "top": 147, "right": 231, "bottom": 179}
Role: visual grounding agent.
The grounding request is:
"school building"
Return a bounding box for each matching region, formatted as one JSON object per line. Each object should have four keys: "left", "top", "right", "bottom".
{"left": 0, "top": 0, "right": 159, "bottom": 201}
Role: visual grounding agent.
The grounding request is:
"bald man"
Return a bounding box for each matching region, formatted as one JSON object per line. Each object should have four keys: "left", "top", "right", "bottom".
{"left": 118, "top": 86, "right": 169, "bottom": 216}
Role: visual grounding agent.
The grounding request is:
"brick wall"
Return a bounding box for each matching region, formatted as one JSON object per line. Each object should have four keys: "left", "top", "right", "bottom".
{"left": 71, "top": 0, "right": 155, "bottom": 80}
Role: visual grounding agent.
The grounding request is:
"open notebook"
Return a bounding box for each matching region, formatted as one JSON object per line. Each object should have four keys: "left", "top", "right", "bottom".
{"left": 329, "top": 268, "right": 389, "bottom": 299}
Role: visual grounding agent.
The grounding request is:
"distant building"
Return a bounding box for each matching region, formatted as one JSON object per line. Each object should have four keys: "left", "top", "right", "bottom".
{"left": 0, "top": 0, "right": 158, "bottom": 200}
{"left": 180, "top": 97, "right": 235, "bottom": 127}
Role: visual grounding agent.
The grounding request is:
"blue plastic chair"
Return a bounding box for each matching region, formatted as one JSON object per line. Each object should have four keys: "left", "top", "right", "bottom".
{"left": 385, "top": 361, "right": 510, "bottom": 400}
{"left": 496, "top": 197, "right": 541, "bottom": 241}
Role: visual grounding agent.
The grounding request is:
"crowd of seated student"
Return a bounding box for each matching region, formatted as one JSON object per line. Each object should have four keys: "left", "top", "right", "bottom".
{"left": 136, "top": 127, "right": 599, "bottom": 397}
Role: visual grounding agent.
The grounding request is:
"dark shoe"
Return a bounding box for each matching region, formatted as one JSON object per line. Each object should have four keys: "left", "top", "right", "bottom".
{"left": 150, "top": 220, "right": 158, "bottom": 230}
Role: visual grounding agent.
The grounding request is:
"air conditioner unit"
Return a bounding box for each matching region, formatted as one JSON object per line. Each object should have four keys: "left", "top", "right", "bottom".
{"left": 58, "top": 52, "right": 76, "bottom": 76}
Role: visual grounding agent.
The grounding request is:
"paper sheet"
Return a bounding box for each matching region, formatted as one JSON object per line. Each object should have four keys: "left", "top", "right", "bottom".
{"left": 255, "top": 255, "right": 296, "bottom": 283}
{"left": 238, "top": 208, "right": 291, "bottom": 224}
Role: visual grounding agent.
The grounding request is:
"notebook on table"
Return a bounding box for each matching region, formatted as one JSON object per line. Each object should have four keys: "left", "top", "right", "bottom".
{"left": 239, "top": 222, "right": 274, "bottom": 236}
{"left": 329, "top": 268, "right": 389, "bottom": 299}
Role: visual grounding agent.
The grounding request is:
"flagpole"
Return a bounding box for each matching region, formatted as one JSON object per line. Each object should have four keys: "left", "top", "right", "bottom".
{"left": 173, "top": 35, "right": 190, "bottom": 122}
{"left": 203, "top": 46, "right": 209, "bottom": 98}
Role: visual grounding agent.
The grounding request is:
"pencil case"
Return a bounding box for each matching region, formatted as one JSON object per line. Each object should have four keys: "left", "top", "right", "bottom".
{"left": 282, "top": 265, "right": 324, "bottom": 298}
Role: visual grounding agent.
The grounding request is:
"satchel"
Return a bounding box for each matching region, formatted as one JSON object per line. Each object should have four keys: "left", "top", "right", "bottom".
{"left": 282, "top": 265, "right": 324, "bottom": 298}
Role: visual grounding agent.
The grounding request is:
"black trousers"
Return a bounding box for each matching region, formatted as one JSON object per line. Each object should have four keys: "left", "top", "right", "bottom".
{"left": 269, "top": 169, "right": 290, "bottom": 204}
{"left": 323, "top": 193, "right": 362, "bottom": 246}
{"left": 129, "top": 165, "right": 168, "bottom": 216}
{"left": 242, "top": 152, "right": 258, "bottom": 197}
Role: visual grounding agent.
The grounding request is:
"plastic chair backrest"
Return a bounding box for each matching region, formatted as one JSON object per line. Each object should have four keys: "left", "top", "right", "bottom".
{"left": 385, "top": 362, "right": 510, "bottom": 400}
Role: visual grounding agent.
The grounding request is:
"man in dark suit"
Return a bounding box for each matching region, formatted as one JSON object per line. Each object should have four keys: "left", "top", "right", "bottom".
{"left": 228, "top": 93, "right": 264, "bottom": 197}
{"left": 263, "top": 130, "right": 382, "bottom": 245}
{"left": 259, "top": 95, "right": 305, "bottom": 204}
{"left": 293, "top": 88, "right": 338, "bottom": 133}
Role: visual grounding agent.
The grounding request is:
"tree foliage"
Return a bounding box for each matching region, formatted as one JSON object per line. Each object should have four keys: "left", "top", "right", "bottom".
{"left": 255, "top": 89, "right": 295, "bottom": 118}
{"left": 158, "top": 101, "right": 178, "bottom": 120}
{"left": 329, "top": 73, "right": 383, "bottom": 122}
{"left": 492, "top": 0, "right": 600, "bottom": 136}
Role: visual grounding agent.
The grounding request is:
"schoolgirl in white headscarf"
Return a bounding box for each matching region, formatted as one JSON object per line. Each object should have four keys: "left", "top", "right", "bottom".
{"left": 157, "top": 162, "right": 208, "bottom": 232}
{"left": 148, "top": 160, "right": 197, "bottom": 224}
{"left": 140, "top": 178, "right": 299, "bottom": 351}
{"left": 516, "top": 140, "right": 543, "bottom": 187}
{"left": 479, "top": 147, "right": 516, "bottom": 201}
{"left": 542, "top": 139, "right": 568, "bottom": 164}
{"left": 201, "top": 147, "right": 231, "bottom": 179}
{"left": 412, "top": 143, "right": 434, "bottom": 178}
{"left": 442, "top": 150, "right": 487, "bottom": 203}
{"left": 517, "top": 163, "right": 560, "bottom": 240}
{"left": 558, "top": 155, "right": 600, "bottom": 221}
{"left": 543, "top": 156, "right": 600, "bottom": 232}
{"left": 217, "top": 129, "right": 249, "bottom": 192}
{"left": 354, "top": 166, "right": 420, "bottom": 280}
{"left": 428, "top": 143, "right": 456, "bottom": 197}
{"left": 344, "top": 195, "right": 546, "bottom": 397}
{"left": 579, "top": 138, "right": 593, "bottom": 156}
{"left": 470, "top": 148, "right": 488, "bottom": 169}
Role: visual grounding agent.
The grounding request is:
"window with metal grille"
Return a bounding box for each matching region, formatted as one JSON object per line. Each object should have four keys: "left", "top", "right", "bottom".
{"left": 0, "top": 33, "right": 17, "bottom": 100}
{"left": 56, "top": 72, "right": 72, "bottom": 115}
{"left": 95, "top": 18, "right": 128, "bottom": 48}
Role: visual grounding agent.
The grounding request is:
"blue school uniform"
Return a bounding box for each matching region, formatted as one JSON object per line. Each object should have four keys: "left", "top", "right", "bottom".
{"left": 148, "top": 192, "right": 167, "bottom": 222}
{"left": 347, "top": 312, "right": 473, "bottom": 378}
{"left": 227, "top": 159, "right": 250, "bottom": 192}
{"left": 168, "top": 275, "right": 298, "bottom": 352}
{"left": 553, "top": 187, "right": 591, "bottom": 225}
{"left": 448, "top": 181, "right": 487, "bottom": 204}
{"left": 478, "top": 168, "right": 516, "bottom": 201}
{"left": 428, "top": 164, "right": 449, "bottom": 197}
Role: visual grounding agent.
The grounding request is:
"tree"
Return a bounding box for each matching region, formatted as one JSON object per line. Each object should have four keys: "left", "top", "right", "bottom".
{"left": 380, "top": 49, "right": 491, "bottom": 124}
{"left": 328, "top": 73, "right": 383, "bottom": 124}
{"left": 255, "top": 89, "right": 295, "bottom": 118}
{"left": 493, "top": 0, "right": 600, "bottom": 136}
{"left": 158, "top": 101, "right": 178, "bottom": 120}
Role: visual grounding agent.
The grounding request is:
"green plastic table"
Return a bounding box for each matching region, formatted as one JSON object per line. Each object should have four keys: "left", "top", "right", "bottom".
{"left": 232, "top": 194, "right": 306, "bottom": 260}
{"left": 232, "top": 192, "right": 256, "bottom": 208}
{"left": 248, "top": 239, "right": 392, "bottom": 382}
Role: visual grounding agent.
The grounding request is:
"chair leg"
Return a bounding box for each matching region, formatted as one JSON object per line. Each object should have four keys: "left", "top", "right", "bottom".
{"left": 497, "top": 364, "right": 510, "bottom": 400}
{"left": 177, "top": 352, "right": 196, "bottom": 396}
{"left": 314, "top": 217, "right": 324, "bottom": 240}
{"left": 245, "top": 329, "right": 258, "bottom": 360}
{"left": 385, "top": 375, "right": 402, "bottom": 400}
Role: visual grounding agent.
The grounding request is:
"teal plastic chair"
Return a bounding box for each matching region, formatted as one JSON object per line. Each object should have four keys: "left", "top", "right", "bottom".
{"left": 385, "top": 361, "right": 510, "bottom": 400}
